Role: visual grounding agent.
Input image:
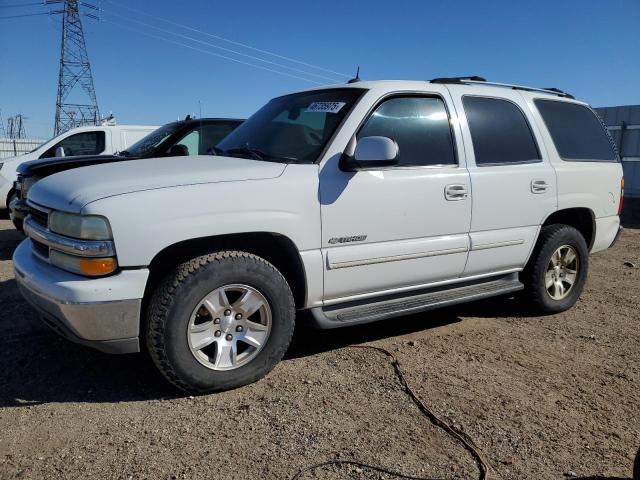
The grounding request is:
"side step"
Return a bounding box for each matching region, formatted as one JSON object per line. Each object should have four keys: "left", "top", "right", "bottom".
{"left": 310, "top": 276, "right": 524, "bottom": 329}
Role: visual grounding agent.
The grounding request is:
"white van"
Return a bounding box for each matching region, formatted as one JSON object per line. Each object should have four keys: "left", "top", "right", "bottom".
{"left": 0, "top": 124, "right": 157, "bottom": 208}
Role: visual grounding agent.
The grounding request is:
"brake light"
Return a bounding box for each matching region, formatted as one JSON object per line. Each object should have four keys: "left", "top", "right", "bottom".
{"left": 619, "top": 177, "right": 624, "bottom": 215}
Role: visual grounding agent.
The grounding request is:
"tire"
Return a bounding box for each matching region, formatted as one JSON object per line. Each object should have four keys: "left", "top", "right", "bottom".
{"left": 12, "top": 217, "right": 23, "bottom": 232}
{"left": 521, "top": 224, "right": 589, "bottom": 314}
{"left": 146, "top": 250, "right": 295, "bottom": 394}
{"left": 7, "top": 191, "right": 23, "bottom": 232}
{"left": 634, "top": 447, "right": 640, "bottom": 480}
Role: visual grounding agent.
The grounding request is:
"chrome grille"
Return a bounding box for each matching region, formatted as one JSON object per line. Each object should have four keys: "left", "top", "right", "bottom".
{"left": 28, "top": 206, "right": 48, "bottom": 228}
{"left": 31, "top": 239, "right": 50, "bottom": 260}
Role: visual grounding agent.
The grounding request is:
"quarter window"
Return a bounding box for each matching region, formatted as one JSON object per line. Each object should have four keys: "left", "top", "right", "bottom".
{"left": 41, "top": 131, "right": 106, "bottom": 158}
{"left": 534, "top": 99, "right": 617, "bottom": 161}
{"left": 463, "top": 96, "right": 540, "bottom": 165}
{"left": 357, "top": 96, "right": 456, "bottom": 167}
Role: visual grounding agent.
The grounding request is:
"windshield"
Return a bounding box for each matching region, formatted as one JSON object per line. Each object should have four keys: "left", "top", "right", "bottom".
{"left": 123, "top": 122, "right": 183, "bottom": 157}
{"left": 28, "top": 141, "right": 48, "bottom": 154}
{"left": 217, "top": 88, "right": 365, "bottom": 164}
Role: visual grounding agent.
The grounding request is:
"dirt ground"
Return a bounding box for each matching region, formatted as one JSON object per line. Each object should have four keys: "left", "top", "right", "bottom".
{"left": 0, "top": 214, "right": 638, "bottom": 480}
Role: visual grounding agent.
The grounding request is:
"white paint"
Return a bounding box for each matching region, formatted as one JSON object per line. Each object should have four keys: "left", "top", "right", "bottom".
{"left": 0, "top": 124, "right": 157, "bottom": 208}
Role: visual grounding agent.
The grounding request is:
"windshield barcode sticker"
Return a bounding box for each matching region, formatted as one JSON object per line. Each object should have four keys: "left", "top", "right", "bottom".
{"left": 305, "top": 102, "right": 346, "bottom": 114}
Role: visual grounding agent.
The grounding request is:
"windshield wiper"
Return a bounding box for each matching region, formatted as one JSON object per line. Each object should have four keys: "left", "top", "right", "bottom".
{"left": 223, "top": 146, "right": 265, "bottom": 161}
{"left": 118, "top": 150, "right": 130, "bottom": 157}
{"left": 220, "top": 146, "right": 300, "bottom": 164}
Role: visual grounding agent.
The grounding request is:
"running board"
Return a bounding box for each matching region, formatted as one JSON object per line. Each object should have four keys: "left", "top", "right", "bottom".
{"left": 310, "top": 277, "right": 524, "bottom": 329}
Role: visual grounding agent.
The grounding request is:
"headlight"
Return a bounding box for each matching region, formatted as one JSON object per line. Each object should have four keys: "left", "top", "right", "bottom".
{"left": 22, "top": 176, "right": 37, "bottom": 197}
{"left": 50, "top": 250, "right": 118, "bottom": 276}
{"left": 49, "top": 211, "right": 113, "bottom": 240}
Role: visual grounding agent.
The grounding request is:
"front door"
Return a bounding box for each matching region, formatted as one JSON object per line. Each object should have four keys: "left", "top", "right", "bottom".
{"left": 319, "top": 92, "right": 472, "bottom": 302}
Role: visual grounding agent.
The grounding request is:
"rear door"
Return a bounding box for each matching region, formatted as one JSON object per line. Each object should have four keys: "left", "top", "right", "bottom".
{"left": 447, "top": 86, "right": 557, "bottom": 276}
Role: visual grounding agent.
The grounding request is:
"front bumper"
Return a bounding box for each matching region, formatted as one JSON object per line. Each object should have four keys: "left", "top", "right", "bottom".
{"left": 9, "top": 197, "right": 27, "bottom": 222}
{"left": 13, "top": 239, "right": 149, "bottom": 354}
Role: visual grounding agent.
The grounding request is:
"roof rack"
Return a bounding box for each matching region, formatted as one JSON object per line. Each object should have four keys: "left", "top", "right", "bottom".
{"left": 430, "top": 76, "right": 487, "bottom": 84}
{"left": 429, "top": 76, "right": 574, "bottom": 99}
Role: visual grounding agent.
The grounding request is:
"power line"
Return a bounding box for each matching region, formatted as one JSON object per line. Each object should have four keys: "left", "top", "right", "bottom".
{"left": 104, "top": 0, "right": 351, "bottom": 79}
{"left": 0, "top": 2, "right": 45, "bottom": 8}
{"left": 101, "top": 9, "right": 341, "bottom": 83}
{"left": 103, "top": 18, "right": 325, "bottom": 85}
{"left": 0, "top": 11, "right": 50, "bottom": 19}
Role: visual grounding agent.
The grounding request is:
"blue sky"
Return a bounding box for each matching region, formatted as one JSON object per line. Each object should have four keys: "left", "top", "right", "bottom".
{"left": 1, "top": 0, "right": 638, "bottom": 139}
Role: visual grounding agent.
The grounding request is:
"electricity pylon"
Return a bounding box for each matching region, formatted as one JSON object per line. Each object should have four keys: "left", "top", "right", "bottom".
{"left": 51, "top": 0, "right": 100, "bottom": 135}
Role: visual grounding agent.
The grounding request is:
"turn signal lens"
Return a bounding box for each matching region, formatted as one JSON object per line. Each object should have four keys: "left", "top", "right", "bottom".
{"left": 50, "top": 250, "right": 117, "bottom": 276}
{"left": 619, "top": 177, "right": 624, "bottom": 215}
{"left": 79, "top": 257, "right": 117, "bottom": 276}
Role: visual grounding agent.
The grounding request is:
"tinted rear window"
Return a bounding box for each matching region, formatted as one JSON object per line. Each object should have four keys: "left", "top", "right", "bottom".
{"left": 463, "top": 96, "right": 541, "bottom": 165}
{"left": 535, "top": 100, "right": 617, "bottom": 161}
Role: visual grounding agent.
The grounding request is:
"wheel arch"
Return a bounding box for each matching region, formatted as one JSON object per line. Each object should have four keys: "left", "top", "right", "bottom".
{"left": 144, "top": 231, "right": 308, "bottom": 310}
{"left": 540, "top": 207, "right": 596, "bottom": 251}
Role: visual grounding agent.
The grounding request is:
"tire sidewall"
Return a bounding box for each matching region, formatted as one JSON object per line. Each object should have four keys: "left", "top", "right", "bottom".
{"left": 531, "top": 226, "right": 589, "bottom": 313}
{"left": 156, "top": 255, "right": 294, "bottom": 392}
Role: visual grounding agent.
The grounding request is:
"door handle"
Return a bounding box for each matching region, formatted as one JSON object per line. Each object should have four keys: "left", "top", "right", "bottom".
{"left": 531, "top": 179, "right": 549, "bottom": 194}
{"left": 445, "top": 184, "right": 469, "bottom": 201}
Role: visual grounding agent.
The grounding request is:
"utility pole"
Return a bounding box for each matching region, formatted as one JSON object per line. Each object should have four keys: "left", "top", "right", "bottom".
{"left": 0, "top": 110, "right": 6, "bottom": 138}
{"left": 50, "top": 0, "right": 100, "bottom": 135}
{"left": 7, "top": 114, "right": 26, "bottom": 139}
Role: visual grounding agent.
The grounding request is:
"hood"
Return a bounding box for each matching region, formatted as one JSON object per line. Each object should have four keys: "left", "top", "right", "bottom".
{"left": 28, "top": 155, "right": 287, "bottom": 212}
{"left": 0, "top": 152, "right": 37, "bottom": 175}
{"left": 17, "top": 154, "right": 129, "bottom": 177}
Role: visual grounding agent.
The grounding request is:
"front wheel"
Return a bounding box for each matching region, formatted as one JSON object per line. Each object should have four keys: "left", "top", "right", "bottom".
{"left": 7, "top": 192, "right": 23, "bottom": 232}
{"left": 521, "top": 225, "right": 589, "bottom": 314}
{"left": 146, "top": 251, "right": 296, "bottom": 394}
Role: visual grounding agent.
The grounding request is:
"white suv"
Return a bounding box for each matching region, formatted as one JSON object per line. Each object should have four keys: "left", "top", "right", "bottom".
{"left": 13, "top": 77, "right": 624, "bottom": 393}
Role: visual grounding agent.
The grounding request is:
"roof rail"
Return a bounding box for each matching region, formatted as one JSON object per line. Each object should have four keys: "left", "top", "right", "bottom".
{"left": 429, "top": 76, "right": 574, "bottom": 99}
{"left": 430, "top": 76, "right": 487, "bottom": 84}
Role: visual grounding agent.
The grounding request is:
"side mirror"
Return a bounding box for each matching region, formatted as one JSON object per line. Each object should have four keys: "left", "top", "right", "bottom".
{"left": 55, "top": 146, "right": 65, "bottom": 157}
{"left": 341, "top": 136, "right": 398, "bottom": 171}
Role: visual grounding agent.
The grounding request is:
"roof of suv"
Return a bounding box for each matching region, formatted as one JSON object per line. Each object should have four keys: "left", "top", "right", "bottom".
{"left": 302, "top": 78, "right": 578, "bottom": 102}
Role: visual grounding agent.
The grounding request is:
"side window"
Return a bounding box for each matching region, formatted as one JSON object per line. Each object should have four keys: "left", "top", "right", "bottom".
{"left": 200, "top": 124, "right": 237, "bottom": 155}
{"left": 40, "top": 131, "right": 106, "bottom": 158}
{"left": 172, "top": 129, "right": 199, "bottom": 156}
{"left": 169, "top": 124, "right": 238, "bottom": 156}
{"left": 534, "top": 99, "right": 617, "bottom": 161}
{"left": 462, "top": 96, "right": 540, "bottom": 165}
{"left": 357, "top": 96, "right": 456, "bottom": 167}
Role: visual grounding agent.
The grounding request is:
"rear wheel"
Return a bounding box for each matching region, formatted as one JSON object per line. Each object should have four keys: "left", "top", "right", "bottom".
{"left": 521, "top": 225, "right": 589, "bottom": 314}
{"left": 146, "top": 251, "right": 295, "bottom": 394}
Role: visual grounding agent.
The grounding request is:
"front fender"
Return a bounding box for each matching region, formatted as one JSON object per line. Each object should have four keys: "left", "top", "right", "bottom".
{"left": 81, "top": 164, "right": 321, "bottom": 267}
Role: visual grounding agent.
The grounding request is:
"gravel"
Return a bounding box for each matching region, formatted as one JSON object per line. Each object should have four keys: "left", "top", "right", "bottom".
{"left": 0, "top": 215, "right": 638, "bottom": 479}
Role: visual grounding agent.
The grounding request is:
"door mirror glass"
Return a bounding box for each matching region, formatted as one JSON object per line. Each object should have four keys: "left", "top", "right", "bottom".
{"left": 344, "top": 136, "right": 398, "bottom": 171}
{"left": 55, "top": 146, "right": 65, "bottom": 157}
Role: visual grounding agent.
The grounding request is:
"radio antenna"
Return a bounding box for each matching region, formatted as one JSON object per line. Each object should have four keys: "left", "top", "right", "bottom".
{"left": 347, "top": 66, "right": 361, "bottom": 84}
